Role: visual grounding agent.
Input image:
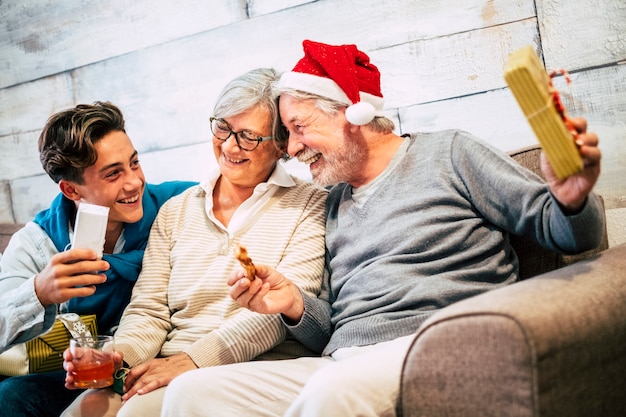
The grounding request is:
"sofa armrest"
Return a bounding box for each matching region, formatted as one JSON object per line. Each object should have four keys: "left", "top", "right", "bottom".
{"left": 401, "top": 243, "right": 626, "bottom": 417}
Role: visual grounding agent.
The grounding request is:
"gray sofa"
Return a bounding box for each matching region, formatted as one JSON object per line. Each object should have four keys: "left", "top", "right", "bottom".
{"left": 401, "top": 145, "right": 626, "bottom": 416}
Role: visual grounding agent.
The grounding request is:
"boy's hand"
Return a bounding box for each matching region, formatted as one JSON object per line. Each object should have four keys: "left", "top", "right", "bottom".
{"left": 34, "top": 249, "right": 109, "bottom": 306}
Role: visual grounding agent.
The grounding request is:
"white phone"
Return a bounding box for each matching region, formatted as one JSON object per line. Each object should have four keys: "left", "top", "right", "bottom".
{"left": 72, "top": 203, "right": 109, "bottom": 259}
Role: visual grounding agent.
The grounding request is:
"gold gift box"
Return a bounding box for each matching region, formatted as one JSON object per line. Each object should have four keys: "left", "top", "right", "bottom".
{"left": 504, "top": 45, "right": 583, "bottom": 179}
{"left": 26, "top": 314, "right": 97, "bottom": 373}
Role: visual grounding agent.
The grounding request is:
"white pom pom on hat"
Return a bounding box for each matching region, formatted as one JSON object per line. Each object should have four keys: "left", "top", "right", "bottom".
{"left": 345, "top": 101, "right": 376, "bottom": 125}
{"left": 277, "top": 40, "right": 384, "bottom": 125}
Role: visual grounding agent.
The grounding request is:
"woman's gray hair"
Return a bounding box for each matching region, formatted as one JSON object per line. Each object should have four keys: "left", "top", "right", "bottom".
{"left": 274, "top": 87, "right": 395, "bottom": 134}
{"left": 213, "top": 68, "right": 288, "bottom": 152}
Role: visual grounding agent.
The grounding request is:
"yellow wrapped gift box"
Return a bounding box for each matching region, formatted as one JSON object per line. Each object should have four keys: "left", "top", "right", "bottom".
{"left": 0, "top": 313, "right": 97, "bottom": 376}
{"left": 504, "top": 45, "right": 583, "bottom": 180}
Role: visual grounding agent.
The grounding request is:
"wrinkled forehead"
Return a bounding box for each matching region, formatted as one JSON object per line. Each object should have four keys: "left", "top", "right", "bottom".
{"left": 279, "top": 94, "right": 317, "bottom": 118}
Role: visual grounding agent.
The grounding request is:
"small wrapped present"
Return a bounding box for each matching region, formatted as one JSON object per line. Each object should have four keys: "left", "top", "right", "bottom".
{"left": 504, "top": 45, "right": 583, "bottom": 179}
{"left": 0, "top": 313, "right": 97, "bottom": 376}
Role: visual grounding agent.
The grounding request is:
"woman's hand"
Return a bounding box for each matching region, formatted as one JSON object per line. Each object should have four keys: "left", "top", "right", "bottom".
{"left": 120, "top": 353, "right": 197, "bottom": 402}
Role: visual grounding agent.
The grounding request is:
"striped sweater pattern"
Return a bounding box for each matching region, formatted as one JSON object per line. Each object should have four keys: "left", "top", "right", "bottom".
{"left": 114, "top": 179, "right": 327, "bottom": 368}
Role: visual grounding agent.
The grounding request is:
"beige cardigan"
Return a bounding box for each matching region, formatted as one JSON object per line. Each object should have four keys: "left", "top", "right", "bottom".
{"left": 114, "top": 178, "right": 327, "bottom": 368}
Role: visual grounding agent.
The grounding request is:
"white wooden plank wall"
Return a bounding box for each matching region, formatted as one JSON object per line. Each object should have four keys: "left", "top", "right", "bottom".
{"left": 1, "top": 0, "right": 624, "bottom": 245}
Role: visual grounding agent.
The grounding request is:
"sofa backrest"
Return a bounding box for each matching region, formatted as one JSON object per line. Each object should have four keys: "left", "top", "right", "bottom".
{"left": 508, "top": 145, "right": 608, "bottom": 279}
{"left": 0, "top": 223, "right": 23, "bottom": 255}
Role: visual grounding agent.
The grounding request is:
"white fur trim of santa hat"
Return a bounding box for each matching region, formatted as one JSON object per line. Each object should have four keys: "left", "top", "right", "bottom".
{"left": 278, "top": 60, "right": 385, "bottom": 125}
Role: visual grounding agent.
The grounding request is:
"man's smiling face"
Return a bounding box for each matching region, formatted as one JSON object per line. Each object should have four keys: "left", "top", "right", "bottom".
{"left": 281, "top": 95, "right": 367, "bottom": 187}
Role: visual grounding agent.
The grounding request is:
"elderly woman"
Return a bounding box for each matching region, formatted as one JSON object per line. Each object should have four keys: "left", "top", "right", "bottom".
{"left": 61, "top": 68, "right": 327, "bottom": 417}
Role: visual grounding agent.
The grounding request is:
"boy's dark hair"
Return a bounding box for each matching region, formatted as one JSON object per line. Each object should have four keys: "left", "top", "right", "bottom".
{"left": 38, "top": 101, "right": 126, "bottom": 184}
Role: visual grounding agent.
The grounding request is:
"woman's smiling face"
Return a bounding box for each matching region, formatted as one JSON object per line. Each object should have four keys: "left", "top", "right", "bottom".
{"left": 213, "top": 105, "right": 283, "bottom": 190}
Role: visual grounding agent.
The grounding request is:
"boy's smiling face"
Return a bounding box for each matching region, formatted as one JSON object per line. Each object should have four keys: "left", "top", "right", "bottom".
{"left": 64, "top": 130, "right": 146, "bottom": 227}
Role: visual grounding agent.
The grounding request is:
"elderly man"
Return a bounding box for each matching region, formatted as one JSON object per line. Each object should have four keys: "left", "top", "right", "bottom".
{"left": 161, "top": 40, "right": 604, "bottom": 417}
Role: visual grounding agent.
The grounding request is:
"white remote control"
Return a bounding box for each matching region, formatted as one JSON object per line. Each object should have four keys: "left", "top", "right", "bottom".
{"left": 72, "top": 203, "right": 109, "bottom": 258}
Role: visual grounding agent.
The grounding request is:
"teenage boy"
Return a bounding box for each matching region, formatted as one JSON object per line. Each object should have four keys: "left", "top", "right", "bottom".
{"left": 0, "top": 101, "right": 195, "bottom": 416}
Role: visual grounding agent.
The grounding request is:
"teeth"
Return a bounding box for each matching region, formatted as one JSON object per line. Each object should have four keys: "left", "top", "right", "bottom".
{"left": 299, "top": 153, "right": 321, "bottom": 165}
{"left": 119, "top": 194, "right": 139, "bottom": 204}
{"left": 225, "top": 155, "right": 246, "bottom": 164}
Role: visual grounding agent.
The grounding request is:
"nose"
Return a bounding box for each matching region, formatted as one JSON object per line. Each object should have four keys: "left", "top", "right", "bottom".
{"left": 127, "top": 168, "right": 144, "bottom": 189}
{"left": 287, "top": 134, "right": 304, "bottom": 158}
{"left": 221, "top": 133, "right": 242, "bottom": 150}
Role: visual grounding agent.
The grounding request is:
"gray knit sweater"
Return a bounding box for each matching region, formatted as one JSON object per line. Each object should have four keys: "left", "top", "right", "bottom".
{"left": 287, "top": 130, "right": 604, "bottom": 355}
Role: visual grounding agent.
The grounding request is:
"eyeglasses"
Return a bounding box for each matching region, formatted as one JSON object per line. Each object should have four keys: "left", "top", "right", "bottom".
{"left": 210, "top": 117, "right": 273, "bottom": 151}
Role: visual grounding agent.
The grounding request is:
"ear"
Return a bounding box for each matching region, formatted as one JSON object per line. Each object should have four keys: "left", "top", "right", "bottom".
{"left": 59, "top": 179, "right": 81, "bottom": 201}
{"left": 272, "top": 143, "right": 286, "bottom": 160}
{"left": 348, "top": 122, "right": 363, "bottom": 134}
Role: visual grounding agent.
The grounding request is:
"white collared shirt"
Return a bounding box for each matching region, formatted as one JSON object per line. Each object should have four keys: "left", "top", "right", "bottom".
{"left": 201, "top": 162, "right": 296, "bottom": 235}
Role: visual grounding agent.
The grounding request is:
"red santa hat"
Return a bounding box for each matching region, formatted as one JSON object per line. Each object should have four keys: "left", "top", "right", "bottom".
{"left": 278, "top": 40, "right": 384, "bottom": 125}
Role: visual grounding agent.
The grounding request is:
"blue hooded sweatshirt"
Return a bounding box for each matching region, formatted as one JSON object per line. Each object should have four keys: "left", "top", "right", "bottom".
{"left": 33, "top": 181, "right": 196, "bottom": 334}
